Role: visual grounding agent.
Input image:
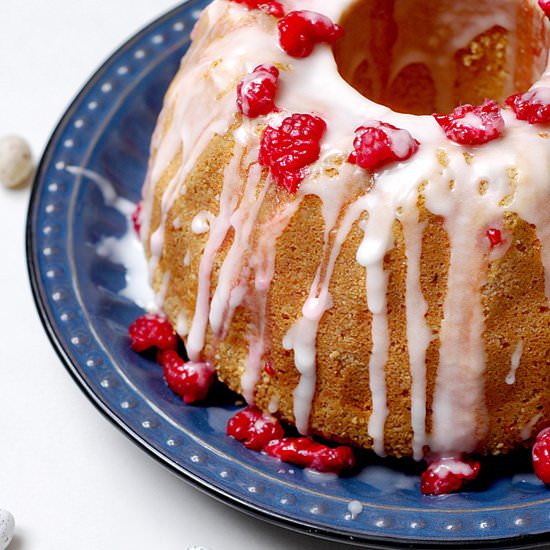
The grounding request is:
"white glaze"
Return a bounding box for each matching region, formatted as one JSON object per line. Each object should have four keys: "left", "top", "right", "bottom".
{"left": 402, "top": 211, "right": 432, "bottom": 460}
{"left": 183, "top": 250, "right": 191, "bottom": 266}
{"left": 177, "top": 310, "right": 189, "bottom": 337}
{"left": 506, "top": 340, "right": 524, "bottom": 384}
{"left": 347, "top": 500, "right": 364, "bottom": 519}
{"left": 431, "top": 455, "right": 478, "bottom": 478}
{"left": 96, "top": 230, "right": 157, "bottom": 310}
{"left": 67, "top": 167, "right": 156, "bottom": 310}
{"left": 521, "top": 412, "right": 544, "bottom": 440}
{"left": 141, "top": 0, "right": 550, "bottom": 457}
{"left": 268, "top": 394, "right": 279, "bottom": 413}
{"left": 191, "top": 211, "right": 213, "bottom": 234}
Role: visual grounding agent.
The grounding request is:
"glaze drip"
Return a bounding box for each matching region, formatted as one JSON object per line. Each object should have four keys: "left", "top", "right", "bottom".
{"left": 141, "top": 0, "right": 550, "bottom": 458}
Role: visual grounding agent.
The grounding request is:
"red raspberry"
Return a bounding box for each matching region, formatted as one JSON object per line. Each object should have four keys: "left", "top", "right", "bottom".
{"left": 132, "top": 201, "right": 142, "bottom": 235}
{"left": 539, "top": 0, "right": 550, "bottom": 18}
{"left": 434, "top": 100, "right": 505, "bottom": 145}
{"left": 259, "top": 113, "right": 327, "bottom": 193}
{"left": 278, "top": 11, "right": 344, "bottom": 58}
{"left": 158, "top": 349, "right": 215, "bottom": 404}
{"left": 348, "top": 121, "right": 419, "bottom": 170}
{"left": 532, "top": 427, "right": 550, "bottom": 483}
{"left": 420, "top": 455, "right": 480, "bottom": 496}
{"left": 228, "top": 0, "right": 284, "bottom": 17}
{"left": 128, "top": 313, "right": 178, "bottom": 352}
{"left": 505, "top": 88, "right": 550, "bottom": 124}
{"left": 263, "top": 360, "right": 276, "bottom": 376}
{"left": 264, "top": 437, "right": 355, "bottom": 474}
{"left": 486, "top": 228, "right": 503, "bottom": 248}
{"left": 227, "top": 406, "right": 285, "bottom": 451}
{"left": 237, "top": 65, "right": 280, "bottom": 118}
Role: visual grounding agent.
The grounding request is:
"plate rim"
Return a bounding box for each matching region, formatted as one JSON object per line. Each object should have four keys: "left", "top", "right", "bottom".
{"left": 23, "top": 2, "right": 550, "bottom": 548}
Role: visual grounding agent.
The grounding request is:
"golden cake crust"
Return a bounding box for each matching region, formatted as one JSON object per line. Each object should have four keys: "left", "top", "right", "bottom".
{"left": 142, "top": 0, "right": 550, "bottom": 459}
{"left": 148, "top": 128, "right": 550, "bottom": 457}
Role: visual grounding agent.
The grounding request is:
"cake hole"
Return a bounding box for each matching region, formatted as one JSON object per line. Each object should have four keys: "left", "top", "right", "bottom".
{"left": 333, "top": 0, "right": 550, "bottom": 115}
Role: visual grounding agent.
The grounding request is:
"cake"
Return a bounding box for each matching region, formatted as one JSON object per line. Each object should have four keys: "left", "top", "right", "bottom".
{"left": 138, "top": 0, "right": 550, "bottom": 464}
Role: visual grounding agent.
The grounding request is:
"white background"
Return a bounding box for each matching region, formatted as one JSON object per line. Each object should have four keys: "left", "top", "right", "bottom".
{"left": 0, "top": 2, "right": 346, "bottom": 549}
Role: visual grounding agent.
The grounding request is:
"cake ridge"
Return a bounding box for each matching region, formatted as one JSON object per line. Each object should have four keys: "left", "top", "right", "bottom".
{"left": 141, "top": 0, "right": 550, "bottom": 459}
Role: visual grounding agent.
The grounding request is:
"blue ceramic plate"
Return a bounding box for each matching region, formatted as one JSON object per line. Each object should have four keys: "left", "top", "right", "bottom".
{"left": 26, "top": 2, "right": 550, "bottom": 547}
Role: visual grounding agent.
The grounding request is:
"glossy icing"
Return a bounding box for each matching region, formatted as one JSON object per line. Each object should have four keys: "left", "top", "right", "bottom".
{"left": 141, "top": 0, "right": 550, "bottom": 457}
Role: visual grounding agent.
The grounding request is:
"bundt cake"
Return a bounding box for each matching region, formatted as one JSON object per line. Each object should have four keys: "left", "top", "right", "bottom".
{"left": 138, "top": 0, "right": 550, "bottom": 461}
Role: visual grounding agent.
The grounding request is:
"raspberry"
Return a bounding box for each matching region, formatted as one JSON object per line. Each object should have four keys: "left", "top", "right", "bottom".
{"left": 128, "top": 313, "right": 178, "bottom": 353}
{"left": 434, "top": 100, "right": 505, "bottom": 145}
{"left": 228, "top": 0, "right": 284, "bottom": 17}
{"left": 486, "top": 228, "right": 503, "bottom": 248}
{"left": 132, "top": 201, "right": 142, "bottom": 235}
{"left": 227, "top": 406, "right": 285, "bottom": 451}
{"left": 278, "top": 11, "right": 344, "bottom": 58}
{"left": 263, "top": 360, "right": 276, "bottom": 376}
{"left": 532, "top": 427, "right": 550, "bottom": 483}
{"left": 420, "top": 455, "right": 480, "bottom": 496}
{"left": 505, "top": 88, "right": 550, "bottom": 124}
{"left": 237, "top": 65, "right": 280, "bottom": 118}
{"left": 348, "top": 121, "right": 419, "bottom": 170}
{"left": 259, "top": 113, "right": 327, "bottom": 193}
{"left": 264, "top": 437, "right": 355, "bottom": 474}
{"left": 158, "top": 349, "right": 215, "bottom": 404}
{"left": 539, "top": 0, "right": 550, "bottom": 18}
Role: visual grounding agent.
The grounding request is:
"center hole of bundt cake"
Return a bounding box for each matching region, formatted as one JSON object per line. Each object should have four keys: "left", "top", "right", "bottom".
{"left": 333, "top": 0, "right": 550, "bottom": 115}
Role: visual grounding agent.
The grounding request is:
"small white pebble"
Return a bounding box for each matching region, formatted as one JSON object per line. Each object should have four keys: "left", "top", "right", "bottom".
{"left": 0, "top": 509, "right": 15, "bottom": 550}
{"left": 0, "top": 135, "right": 34, "bottom": 188}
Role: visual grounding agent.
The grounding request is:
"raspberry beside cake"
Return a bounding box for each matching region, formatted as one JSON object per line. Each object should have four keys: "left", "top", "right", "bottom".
{"left": 138, "top": 0, "right": 550, "bottom": 462}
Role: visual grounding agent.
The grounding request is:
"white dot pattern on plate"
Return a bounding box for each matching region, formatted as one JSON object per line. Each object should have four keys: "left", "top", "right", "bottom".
{"left": 27, "top": 2, "right": 550, "bottom": 544}
{"left": 142, "top": 419, "right": 159, "bottom": 429}
{"left": 60, "top": 311, "right": 74, "bottom": 322}
{"left": 190, "top": 451, "right": 207, "bottom": 464}
{"left": 409, "top": 520, "right": 426, "bottom": 530}
{"left": 374, "top": 517, "right": 393, "bottom": 528}
{"left": 51, "top": 289, "right": 67, "bottom": 302}
{"left": 43, "top": 225, "right": 53, "bottom": 235}
{"left": 85, "top": 357, "right": 103, "bottom": 368}
{"left": 479, "top": 519, "right": 496, "bottom": 529}
{"left": 101, "top": 377, "right": 117, "bottom": 388}
{"left": 514, "top": 516, "right": 531, "bottom": 527}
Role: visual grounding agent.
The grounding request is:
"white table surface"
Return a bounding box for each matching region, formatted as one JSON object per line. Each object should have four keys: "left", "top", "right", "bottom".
{"left": 0, "top": 2, "right": 347, "bottom": 549}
